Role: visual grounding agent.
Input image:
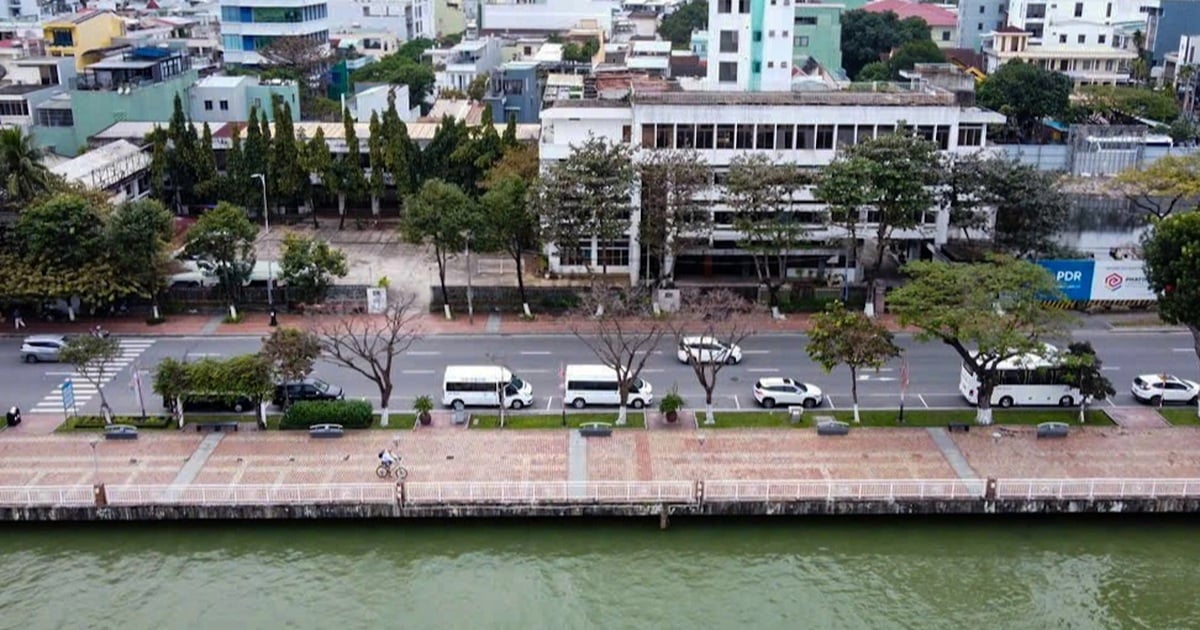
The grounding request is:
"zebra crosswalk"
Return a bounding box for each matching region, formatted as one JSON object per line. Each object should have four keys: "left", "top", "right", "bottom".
{"left": 30, "top": 338, "right": 155, "bottom": 414}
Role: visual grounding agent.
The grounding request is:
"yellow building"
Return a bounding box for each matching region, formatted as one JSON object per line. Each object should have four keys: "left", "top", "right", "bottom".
{"left": 44, "top": 10, "right": 127, "bottom": 71}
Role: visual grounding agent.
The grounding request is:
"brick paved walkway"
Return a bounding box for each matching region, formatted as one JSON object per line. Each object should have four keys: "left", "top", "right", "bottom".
{"left": 4, "top": 424, "right": 1200, "bottom": 489}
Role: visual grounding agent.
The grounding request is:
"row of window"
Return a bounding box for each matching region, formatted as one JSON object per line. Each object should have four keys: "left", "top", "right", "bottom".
{"left": 445, "top": 382, "right": 503, "bottom": 392}
{"left": 203, "top": 99, "right": 231, "bottom": 112}
{"left": 220, "top": 4, "right": 328, "bottom": 23}
{"left": 0, "top": 101, "right": 30, "bottom": 117}
{"left": 222, "top": 31, "right": 328, "bottom": 52}
{"left": 559, "top": 241, "right": 630, "bottom": 267}
{"left": 639, "top": 123, "right": 984, "bottom": 151}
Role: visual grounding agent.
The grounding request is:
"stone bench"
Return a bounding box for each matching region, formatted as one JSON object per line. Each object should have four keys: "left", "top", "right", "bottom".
{"left": 579, "top": 422, "right": 613, "bottom": 437}
{"left": 309, "top": 423, "right": 344, "bottom": 438}
{"left": 816, "top": 418, "right": 850, "bottom": 436}
{"left": 194, "top": 421, "right": 239, "bottom": 433}
{"left": 947, "top": 423, "right": 970, "bottom": 433}
{"left": 1036, "top": 422, "right": 1069, "bottom": 439}
{"left": 104, "top": 425, "right": 139, "bottom": 440}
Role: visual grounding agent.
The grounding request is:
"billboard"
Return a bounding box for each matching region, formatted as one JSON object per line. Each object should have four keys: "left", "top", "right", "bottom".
{"left": 1089, "top": 260, "right": 1155, "bottom": 301}
{"left": 1039, "top": 260, "right": 1094, "bottom": 302}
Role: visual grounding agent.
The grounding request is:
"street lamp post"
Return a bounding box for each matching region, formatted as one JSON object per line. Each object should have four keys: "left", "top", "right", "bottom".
{"left": 89, "top": 438, "right": 99, "bottom": 484}
{"left": 251, "top": 173, "right": 277, "bottom": 326}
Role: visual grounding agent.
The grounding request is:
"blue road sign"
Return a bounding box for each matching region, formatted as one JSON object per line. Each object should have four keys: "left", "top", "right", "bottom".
{"left": 62, "top": 379, "right": 75, "bottom": 413}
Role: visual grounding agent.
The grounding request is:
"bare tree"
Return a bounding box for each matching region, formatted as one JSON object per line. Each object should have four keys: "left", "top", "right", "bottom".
{"left": 569, "top": 282, "right": 666, "bottom": 425}
{"left": 314, "top": 291, "right": 423, "bottom": 426}
{"left": 638, "top": 149, "right": 712, "bottom": 286}
{"left": 669, "top": 289, "right": 758, "bottom": 425}
{"left": 60, "top": 335, "right": 121, "bottom": 424}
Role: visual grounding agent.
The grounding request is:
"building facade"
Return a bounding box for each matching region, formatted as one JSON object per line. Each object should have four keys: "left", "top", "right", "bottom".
{"left": 792, "top": 3, "right": 842, "bottom": 76}
{"left": 705, "top": 0, "right": 796, "bottom": 91}
{"left": 479, "top": 0, "right": 619, "bottom": 36}
{"left": 432, "top": 37, "right": 501, "bottom": 93}
{"left": 958, "top": 0, "right": 1007, "bottom": 51}
{"left": 483, "top": 60, "right": 543, "bottom": 123}
{"left": 538, "top": 76, "right": 1005, "bottom": 282}
{"left": 219, "top": 0, "right": 330, "bottom": 65}
{"left": 43, "top": 10, "right": 126, "bottom": 70}
{"left": 188, "top": 74, "right": 301, "bottom": 122}
{"left": 326, "top": 0, "right": 434, "bottom": 41}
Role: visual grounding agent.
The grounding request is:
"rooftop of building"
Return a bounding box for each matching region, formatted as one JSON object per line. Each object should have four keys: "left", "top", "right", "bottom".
{"left": 50, "top": 139, "right": 149, "bottom": 188}
{"left": 193, "top": 74, "right": 251, "bottom": 88}
{"left": 0, "top": 83, "right": 53, "bottom": 95}
{"left": 629, "top": 83, "right": 960, "bottom": 106}
{"left": 45, "top": 9, "right": 117, "bottom": 26}
{"left": 631, "top": 40, "right": 672, "bottom": 54}
{"left": 863, "top": 0, "right": 957, "bottom": 27}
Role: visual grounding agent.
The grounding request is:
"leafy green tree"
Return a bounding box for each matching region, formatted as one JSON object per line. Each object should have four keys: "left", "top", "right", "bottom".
{"left": 194, "top": 122, "right": 219, "bottom": 203}
{"left": 467, "top": 74, "right": 489, "bottom": 101}
{"left": 658, "top": 0, "right": 707, "bottom": 48}
{"left": 887, "top": 258, "right": 1073, "bottom": 424}
{"left": 939, "top": 153, "right": 992, "bottom": 243}
{"left": 367, "top": 111, "right": 386, "bottom": 216}
{"left": 1060, "top": 341, "right": 1115, "bottom": 424}
{"left": 332, "top": 108, "right": 365, "bottom": 230}
{"left": 60, "top": 335, "right": 121, "bottom": 423}
{"left": 147, "top": 126, "right": 169, "bottom": 204}
{"left": 269, "top": 97, "right": 303, "bottom": 216}
{"left": 259, "top": 327, "right": 322, "bottom": 407}
{"left": 986, "top": 160, "right": 1070, "bottom": 258}
{"left": 422, "top": 116, "right": 471, "bottom": 188}
{"left": 886, "top": 39, "right": 945, "bottom": 77}
{"left": 382, "top": 91, "right": 417, "bottom": 200}
{"left": 482, "top": 143, "right": 538, "bottom": 190}
{"left": 479, "top": 176, "right": 538, "bottom": 316}
{"left": 1074, "top": 85, "right": 1180, "bottom": 122}
{"left": 152, "top": 354, "right": 274, "bottom": 427}
{"left": 166, "top": 93, "right": 201, "bottom": 209}
{"left": 1142, "top": 212, "right": 1200, "bottom": 398}
{"left": 501, "top": 113, "right": 519, "bottom": 148}
{"left": 280, "top": 233, "right": 348, "bottom": 303}
{"left": 449, "top": 118, "right": 503, "bottom": 196}
{"left": 401, "top": 180, "right": 477, "bottom": 317}
{"left": 856, "top": 62, "right": 892, "bottom": 82}
{"left": 841, "top": 9, "right": 931, "bottom": 79}
{"left": 638, "top": 148, "right": 712, "bottom": 286}
{"left": 978, "top": 60, "right": 1072, "bottom": 140}
{"left": 16, "top": 193, "right": 106, "bottom": 268}
{"left": 0, "top": 126, "right": 51, "bottom": 209}
{"left": 806, "top": 301, "right": 901, "bottom": 424}
{"left": 1111, "top": 152, "right": 1200, "bottom": 219}
{"left": 302, "top": 126, "right": 332, "bottom": 227}
{"left": 728, "top": 154, "right": 811, "bottom": 311}
{"left": 105, "top": 199, "right": 173, "bottom": 314}
{"left": 350, "top": 41, "right": 436, "bottom": 103}
{"left": 184, "top": 202, "right": 258, "bottom": 306}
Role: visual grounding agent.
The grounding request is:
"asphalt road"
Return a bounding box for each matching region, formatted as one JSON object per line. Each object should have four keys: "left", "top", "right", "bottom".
{"left": 1, "top": 331, "right": 1196, "bottom": 417}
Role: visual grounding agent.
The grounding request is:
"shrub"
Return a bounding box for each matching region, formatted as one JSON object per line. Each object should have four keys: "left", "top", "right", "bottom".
{"left": 70, "top": 415, "right": 174, "bottom": 429}
{"left": 280, "top": 399, "right": 373, "bottom": 429}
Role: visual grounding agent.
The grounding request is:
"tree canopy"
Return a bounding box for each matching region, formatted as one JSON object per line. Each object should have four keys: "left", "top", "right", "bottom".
{"left": 658, "top": 0, "right": 707, "bottom": 49}
{"left": 1142, "top": 211, "right": 1200, "bottom": 334}
{"left": 978, "top": 60, "right": 1072, "bottom": 140}
{"left": 1111, "top": 152, "right": 1200, "bottom": 219}
{"left": 351, "top": 41, "right": 436, "bottom": 104}
{"left": 806, "top": 300, "right": 901, "bottom": 424}
{"left": 280, "top": 233, "right": 348, "bottom": 304}
{"left": 841, "top": 9, "right": 931, "bottom": 79}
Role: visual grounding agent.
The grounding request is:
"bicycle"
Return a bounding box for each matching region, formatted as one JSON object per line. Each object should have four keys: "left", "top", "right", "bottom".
{"left": 375, "top": 460, "right": 408, "bottom": 480}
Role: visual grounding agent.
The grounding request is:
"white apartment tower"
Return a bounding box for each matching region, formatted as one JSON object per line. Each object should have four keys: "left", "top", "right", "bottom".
{"left": 705, "top": 0, "right": 795, "bottom": 91}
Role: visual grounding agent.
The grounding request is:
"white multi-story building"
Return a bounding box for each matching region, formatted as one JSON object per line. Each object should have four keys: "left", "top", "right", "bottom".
{"left": 984, "top": 0, "right": 1161, "bottom": 84}
{"left": 538, "top": 68, "right": 1006, "bottom": 282}
{"left": 326, "top": 0, "right": 434, "bottom": 41}
{"left": 432, "top": 37, "right": 500, "bottom": 92}
{"left": 705, "top": 0, "right": 794, "bottom": 91}
{"left": 219, "top": 0, "right": 330, "bottom": 66}
{"left": 479, "top": 0, "right": 620, "bottom": 36}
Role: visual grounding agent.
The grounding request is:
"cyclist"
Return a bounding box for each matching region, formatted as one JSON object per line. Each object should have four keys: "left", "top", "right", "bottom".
{"left": 378, "top": 448, "right": 397, "bottom": 473}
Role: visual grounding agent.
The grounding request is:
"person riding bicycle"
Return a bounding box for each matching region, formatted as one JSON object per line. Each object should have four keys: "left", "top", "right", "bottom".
{"left": 378, "top": 449, "right": 397, "bottom": 472}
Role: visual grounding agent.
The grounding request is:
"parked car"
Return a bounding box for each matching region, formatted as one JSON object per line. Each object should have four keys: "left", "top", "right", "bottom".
{"left": 1131, "top": 374, "right": 1200, "bottom": 405}
{"left": 272, "top": 378, "right": 344, "bottom": 407}
{"left": 753, "top": 377, "right": 823, "bottom": 409}
{"left": 20, "top": 334, "right": 68, "bottom": 363}
{"left": 677, "top": 336, "right": 743, "bottom": 364}
{"left": 164, "top": 393, "right": 256, "bottom": 413}
{"left": 168, "top": 259, "right": 283, "bottom": 288}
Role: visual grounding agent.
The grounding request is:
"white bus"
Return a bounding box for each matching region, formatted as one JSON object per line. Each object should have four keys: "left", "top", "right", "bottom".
{"left": 442, "top": 365, "right": 534, "bottom": 409}
{"left": 564, "top": 364, "right": 654, "bottom": 409}
{"left": 958, "top": 347, "right": 1082, "bottom": 408}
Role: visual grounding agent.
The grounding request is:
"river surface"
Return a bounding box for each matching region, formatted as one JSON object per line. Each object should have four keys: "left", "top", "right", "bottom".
{"left": 0, "top": 517, "right": 1197, "bottom": 630}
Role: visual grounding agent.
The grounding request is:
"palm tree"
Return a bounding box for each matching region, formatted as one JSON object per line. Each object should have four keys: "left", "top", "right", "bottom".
{"left": 0, "top": 126, "right": 51, "bottom": 208}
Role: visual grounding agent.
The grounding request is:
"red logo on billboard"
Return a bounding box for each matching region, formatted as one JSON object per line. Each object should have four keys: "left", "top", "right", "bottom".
{"left": 1104, "top": 272, "right": 1124, "bottom": 291}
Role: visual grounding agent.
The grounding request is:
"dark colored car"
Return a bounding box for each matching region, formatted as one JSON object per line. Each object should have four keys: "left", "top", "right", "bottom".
{"left": 272, "top": 378, "right": 344, "bottom": 407}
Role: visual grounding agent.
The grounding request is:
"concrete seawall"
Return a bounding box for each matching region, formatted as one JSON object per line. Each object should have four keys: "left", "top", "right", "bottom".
{"left": 6, "top": 497, "right": 1200, "bottom": 524}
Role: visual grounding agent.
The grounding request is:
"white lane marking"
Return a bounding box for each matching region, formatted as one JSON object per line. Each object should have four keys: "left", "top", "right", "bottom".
{"left": 1173, "top": 348, "right": 1193, "bottom": 352}
{"left": 401, "top": 369, "right": 435, "bottom": 374}
{"left": 545, "top": 397, "right": 554, "bottom": 411}
{"left": 826, "top": 395, "right": 836, "bottom": 409}
{"left": 741, "top": 350, "right": 770, "bottom": 355}
{"left": 1101, "top": 366, "right": 1121, "bottom": 371}
{"left": 641, "top": 368, "right": 665, "bottom": 373}
{"left": 746, "top": 368, "right": 780, "bottom": 373}
{"left": 917, "top": 394, "right": 929, "bottom": 409}
{"left": 409, "top": 351, "right": 441, "bottom": 356}
{"left": 520, "top": 351, "right": 552, "bottom": 355}
{"left": 733, "top": 395, "right": 741, "bottom": 410}
{"left": 186, "top": 352, "right": 224, "bottom": 357}
{"left": 518, "top": 369, "right": 551, "bottom": 374}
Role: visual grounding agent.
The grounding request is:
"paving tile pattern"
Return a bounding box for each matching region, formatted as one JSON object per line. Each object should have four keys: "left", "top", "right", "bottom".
{"left": 0, "top": 434, "right": 203, "bottom": 486}
{"left": 951, "top": 426, "right": 1200, "bottom": 478}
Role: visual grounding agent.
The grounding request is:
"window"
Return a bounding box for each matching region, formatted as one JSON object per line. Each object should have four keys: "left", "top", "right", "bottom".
{"left": 716, "top": 124, "right": 735, "bottom": 148}
{"left": 767, "top": 61, "right": 774, "bottom": 68}
{"left": 675, "top": 124, "right": 696, "bottom": 149}
{"left": 717, "top": 0, "right": 731, "bottom": 12}
{"left": 641, "top": 125, "right": 655, "bottom": 147}
{"left": 856, "top": 125, "right": 874, "bottom": 144}
{"left": 777, "top": 125, "right": 794, "bottom": 149}
{"left": 597, "top": 240, "right": 629, "bottom": 267}
{"left": 1077, "top": 34, "right": 1085, "bottom": 44}
{"left": 219, "top": 100, "right": 229, "bottom": 111}
{"left": 696, "top": 124, "right": 714, "bottom": 149}
{"left": 735, "top": 124, "right": 753, "bottom": 149}
{"left": 979, "top": 4, "right": 984, "bottom": 13}
{"left": 719, "top": 30, "right": 738, "bottom": 53}
{"left": 204, "top": 99, "right": 213, "bottom": 111}
{"left": 935, "top": 125, "right": 951, "bottom": 151}
{"left": 752, "top": 31, "right": 762, "bottom": 43}
{"left": 1074, "top": 2, "right": 1083, "bottom": 17}
{"left": 835, "top": 125, "right": 855, "bottom": 148}
{"left": 622, "top": 125, "right": 631, "bottom": 143}
{"left": 957, "top": 124, "right": 983, "bottom": 147}
{"left": 1106, "top": 2, "right": 1112, "bottom": 18}
{"left": 755, "top": 124, "right": 775, "bottom": 149}
{"left": 942, "top": 30, "right": 950, "bottom": 41}
{"left": 752, "top": 61, "right": 761, "bottom": 73}
{"left": 1059, "top": 34, "right": 1067, "bottom": 43}
{"left": 718, "top": 62, "right": 738, "bottom": 82}
{"left": 977, "top": 22, "right": 983, "bottom": 30}
{"left": 558, "top": 240, "right": 590, "bottom": 266}
{"left": 815, "top": 125, "right": 834, "bottom": 149}
{"left": 655, "top": 124, "right": 673, "bottom": 149}
{"left": 768, "top": 30, "right": 774, "bottom": 38}
{"left": 795, "top": 16, "right": 816, "bottom": 25}
{"left": 0, "top": 100, "right": 29, "bottom": 116}
{"left": 796, "top": 125, "right": 814, "bottom": 149}
{"left": 794, "top": 36, "right": 809, "bottom": 47}
{"left": 1098, "top": 34, "right": 1106, "bottom": 44}
{"left": 738, "top": 0, "right": 749, "bottom": 12}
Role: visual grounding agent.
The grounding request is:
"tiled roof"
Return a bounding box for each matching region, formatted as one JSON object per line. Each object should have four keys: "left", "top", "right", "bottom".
{"left": 863, "top": 0, "right": 957, "bottom": 28}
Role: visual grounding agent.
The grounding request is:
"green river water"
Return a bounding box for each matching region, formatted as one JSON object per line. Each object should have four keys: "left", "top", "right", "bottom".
{"left": 0, "top": 517, "right": 1197, "bottom": 630}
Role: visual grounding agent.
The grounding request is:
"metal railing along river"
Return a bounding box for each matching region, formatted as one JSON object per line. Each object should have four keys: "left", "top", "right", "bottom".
{"left": 0, "top": 479, "right": 1198, "bottom": 508}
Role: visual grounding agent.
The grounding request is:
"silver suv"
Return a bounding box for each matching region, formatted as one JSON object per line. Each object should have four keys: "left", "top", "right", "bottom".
{"left": 20, "top": 335, "right": 68, "bottom": 363}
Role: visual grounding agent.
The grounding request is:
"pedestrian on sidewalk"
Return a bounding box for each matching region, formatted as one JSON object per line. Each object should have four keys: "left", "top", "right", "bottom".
{"left": 12, "top": 308, "right": 25, "bottom": 330}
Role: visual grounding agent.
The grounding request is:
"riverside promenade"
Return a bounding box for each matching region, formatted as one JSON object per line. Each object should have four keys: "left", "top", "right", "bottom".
{"left": 3, "top": 414, "right": 1200, "bottom": 523}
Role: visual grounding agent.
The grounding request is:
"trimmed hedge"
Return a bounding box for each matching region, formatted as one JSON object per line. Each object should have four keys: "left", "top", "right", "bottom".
{"left": 280, "top": 400, "right": 373, "bottom": 429}
{"left": 70, "top": 415, "right": 175, "bottom": 429}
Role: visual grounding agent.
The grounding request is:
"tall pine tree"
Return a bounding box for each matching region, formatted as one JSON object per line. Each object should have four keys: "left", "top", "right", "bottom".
{"left": 269, "top": 97, "right": 302, "bottom": 216}
{"left": 368, "top": 111, "right": 386, "bottom": 216}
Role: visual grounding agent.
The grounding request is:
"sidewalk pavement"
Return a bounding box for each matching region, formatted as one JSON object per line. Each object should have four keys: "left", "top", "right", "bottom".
{"left": 0, "top": 310, "right": 1177, "bottom": 339}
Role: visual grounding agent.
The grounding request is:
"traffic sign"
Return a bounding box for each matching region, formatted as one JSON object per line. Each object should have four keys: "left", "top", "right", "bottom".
{"left": 62, "top": 379, "right": 75, "bottom": 415}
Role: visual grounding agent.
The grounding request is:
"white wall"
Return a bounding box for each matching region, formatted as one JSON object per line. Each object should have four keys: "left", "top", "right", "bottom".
{"left": 480, "top": 0, "right": 618, "bottom": 33}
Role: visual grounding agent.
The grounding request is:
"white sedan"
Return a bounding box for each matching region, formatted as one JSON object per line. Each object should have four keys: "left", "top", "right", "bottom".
{"left": 753, "top": 377, "right": 823, "bottom": 409}
{"left": 1132, "top": 374, "right": 1200, "bottom": 405}
{"left": 677, "top": 336, "right": 743, "bottom": 364}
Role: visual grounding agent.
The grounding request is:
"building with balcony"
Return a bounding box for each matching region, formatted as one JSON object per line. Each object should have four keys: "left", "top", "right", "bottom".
{"left": 482, "top": 59, "right": 541, "bottom": 123}
{"left": 705, "top": 0, "right": 801, "bottom": 91}
{"left": 479, "top": 0, "right": 620, "bottom": 36}
{"left": 43, "top": 10, "right": 127, "bottom": 70}
{"left": 50, "top": 139, "right": 152, "bottom": 203}
{"left": 432, "top": 37, "right": 500, "bottom": 93}
{"left": 983, "top": 0, "right": 1161, "bottom": 85}
{"left": 219, "top": 0, "right": 329, "bottom": 66}
{"left": 188, "top": 74, "right": 300, "bottom": 122}
{"left": 537, "top": 69, "right": 1005, "bottom": 281}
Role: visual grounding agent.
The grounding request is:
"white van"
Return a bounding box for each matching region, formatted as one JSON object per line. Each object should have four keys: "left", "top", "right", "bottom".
{"left": 442, "top": 365, "right": 534, "bottom": 409}
{"left": 564, "top": 364, "right": 654, "bottom": 409}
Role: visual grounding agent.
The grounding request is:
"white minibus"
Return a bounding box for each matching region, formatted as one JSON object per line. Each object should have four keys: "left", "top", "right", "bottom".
{"left": 442, "top": 365, "right": 534, "bottom": 409}
{"left": 564, "top": 364, "right": 654, "bottom": 409}
{"left": 958, "top": 346, "right": 1082, "bottom": 408}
